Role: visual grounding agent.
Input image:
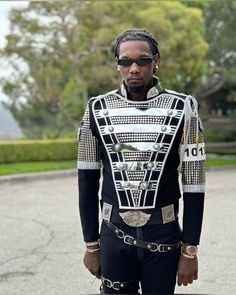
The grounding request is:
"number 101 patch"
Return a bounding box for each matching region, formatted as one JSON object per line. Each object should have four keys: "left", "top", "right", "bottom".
{"left": 181, "top": 143, "right": 206, "bottom": 161}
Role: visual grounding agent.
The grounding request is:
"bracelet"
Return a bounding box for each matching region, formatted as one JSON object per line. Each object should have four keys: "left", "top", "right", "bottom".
{"left": 86, "top": 247, "right": 100, "bottom": 253}
{"left": 86, "top": 240, "right": 100, "bottom": 247}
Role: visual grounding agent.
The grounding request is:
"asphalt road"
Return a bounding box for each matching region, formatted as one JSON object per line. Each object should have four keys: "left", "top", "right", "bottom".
{"left": 0, "top": 168, "right": 235, "bottom": 294}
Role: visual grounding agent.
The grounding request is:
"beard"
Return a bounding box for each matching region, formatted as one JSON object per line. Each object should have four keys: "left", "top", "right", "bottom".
{"left": 127, "top": 83, "right": 146, "bottom": 93}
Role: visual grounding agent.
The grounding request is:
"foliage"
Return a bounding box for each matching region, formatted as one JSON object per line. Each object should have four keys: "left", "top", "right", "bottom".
{"left": 135, "top": 1, "right": 208, "bottom": 93}
{"left": 204, "top": 130, "right": 236, "bottom": 143}
{"left": 0, "top": 138, "right": 77, "bottom": 163}
{"left": 0, "top": 0, "right": 208, "bottom": 138}
{"left": 181, "top": 0, "right": 209, "bottom": 9}
{"left": 196, "top": 0, "right": 236, "bottom": 113}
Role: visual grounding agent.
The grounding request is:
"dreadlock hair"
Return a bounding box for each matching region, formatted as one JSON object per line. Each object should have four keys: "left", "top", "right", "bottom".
{"left": 113, "top": 28, "right": 160, "bottom": 58}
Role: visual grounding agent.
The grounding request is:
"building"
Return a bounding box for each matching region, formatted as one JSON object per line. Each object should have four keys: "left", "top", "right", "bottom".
{"left": 0, "top": 102, "right": 23, "bottom": 140}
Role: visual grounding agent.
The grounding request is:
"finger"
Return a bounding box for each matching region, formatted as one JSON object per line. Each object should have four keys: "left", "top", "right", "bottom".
{"left": 95, "top": 273, "right": 101, "bottom": 279}
{"left": 183, "top": 280, "right": 188, "bottom": 286}
{"left": 188, "top": 278, "right": 193, "bottom": 284}
{"left": 177, "top": 274, "right": 183, "bottom": 286}
{"left": 89, "top": 266, "right": 100, "bottom": 278}
{"left": 94, "top": 268, "right": 101, "bottom": 279}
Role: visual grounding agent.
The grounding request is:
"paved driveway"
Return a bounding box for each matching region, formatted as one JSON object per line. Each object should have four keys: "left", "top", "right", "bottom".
{"left": 0, "top": 168, "right": 235, "bottom": 294}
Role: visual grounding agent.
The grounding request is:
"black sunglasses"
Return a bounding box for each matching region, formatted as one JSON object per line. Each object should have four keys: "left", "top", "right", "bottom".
{"left": 116, "top": 56, "right": 154, "bottom": 67}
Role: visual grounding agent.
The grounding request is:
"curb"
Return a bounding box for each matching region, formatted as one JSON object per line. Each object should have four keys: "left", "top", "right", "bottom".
{"left": 0, "top": 168, "right": 77, "bottom": 184}
{"left": 206, "top": 164, "right": 236, "bottom": 171}
{"left": 0, "top": 166, "right": 236, "bottom": 184}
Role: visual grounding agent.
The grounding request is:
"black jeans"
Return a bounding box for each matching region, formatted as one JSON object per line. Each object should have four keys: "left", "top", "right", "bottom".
{"left": 100, "top": 220, "right": 182, "bottom": 294}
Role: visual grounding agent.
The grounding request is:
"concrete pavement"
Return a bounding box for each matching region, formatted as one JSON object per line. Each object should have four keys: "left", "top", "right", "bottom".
{"left": 0, "top": 168, "right": 235, "bottom": 294}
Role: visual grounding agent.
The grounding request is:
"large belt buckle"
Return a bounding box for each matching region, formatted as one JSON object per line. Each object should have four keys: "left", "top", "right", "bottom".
{"left": 119, "top": 210, "right": 151, "bottom": 227}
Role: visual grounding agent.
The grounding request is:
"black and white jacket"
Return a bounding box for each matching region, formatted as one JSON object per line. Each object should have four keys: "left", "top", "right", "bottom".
{"left": 78, "top": 79, "right": 206, "bottom": 245}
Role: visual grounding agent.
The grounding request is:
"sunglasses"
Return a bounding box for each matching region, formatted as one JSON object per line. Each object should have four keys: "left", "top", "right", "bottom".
{"left": 116, "top": 56, "right": 154, "bottom": 67}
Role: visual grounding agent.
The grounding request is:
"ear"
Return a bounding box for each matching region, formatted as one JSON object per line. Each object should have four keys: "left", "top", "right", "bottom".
{"left": 154, "top": 54, "right": 160, "bottom": 67}
{"left": 153, "top": 54, "right": 160, "bottom": 74}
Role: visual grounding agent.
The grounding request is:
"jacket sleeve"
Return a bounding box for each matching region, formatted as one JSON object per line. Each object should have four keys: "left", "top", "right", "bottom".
{"left": 77, "top": 99, "right": 101, "bottom": 242}
{"left": 179, "top": 96, "right": 206, "bottom": 245}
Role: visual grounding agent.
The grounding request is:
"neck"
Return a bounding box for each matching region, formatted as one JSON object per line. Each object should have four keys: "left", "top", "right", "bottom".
{"left": 129, "top": 92, "right": 146, "bottom": 101}
{"left": 126, "top": 79, "right": 154, "bottom": 101}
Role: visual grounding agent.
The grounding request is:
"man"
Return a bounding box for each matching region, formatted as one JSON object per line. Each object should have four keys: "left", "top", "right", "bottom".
{"left": 78, "top": 28, "right": 206, "bottom": 294}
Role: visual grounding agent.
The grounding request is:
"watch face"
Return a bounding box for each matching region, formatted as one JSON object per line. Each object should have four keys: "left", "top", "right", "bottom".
{"left": 186, "top": 245, "right": 198, "bottom": 256}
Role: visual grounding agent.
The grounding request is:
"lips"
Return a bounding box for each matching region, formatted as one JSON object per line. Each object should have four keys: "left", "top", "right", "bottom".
{"left": 128, "top": 77, "right": 143, "bottom": 83}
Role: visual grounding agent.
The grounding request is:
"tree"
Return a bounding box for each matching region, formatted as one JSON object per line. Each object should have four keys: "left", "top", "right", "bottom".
{"left": 135, "top": 1, "right": 208, "bottom": 93}
{"left": 195, "top": 0, "right": 236, "bottom": 114}
{"left": 0, "top": 0, "right": 208, "bottom": 138}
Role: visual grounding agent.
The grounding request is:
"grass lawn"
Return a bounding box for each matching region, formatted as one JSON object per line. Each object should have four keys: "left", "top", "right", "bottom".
{"left": 206, "top": 157, "right": 236, "bottom": 167}
{"left": 0, "top": 160, "right": 76, "bottom": 175}
{"left": 0, "top": 158, "right": 236, "bottom": 176}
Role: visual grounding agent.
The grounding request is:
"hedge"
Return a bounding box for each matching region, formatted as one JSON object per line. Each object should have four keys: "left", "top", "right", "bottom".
{"left": 0, "top": 139, "right": 77, "bottom": 163}
{"left": 206, "top": 142, "right": 236, "bottom": 155}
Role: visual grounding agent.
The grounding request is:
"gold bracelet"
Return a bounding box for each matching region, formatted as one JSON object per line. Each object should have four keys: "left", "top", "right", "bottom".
{"left": 86, "top": 241, "right": 100, "bottom": 247}
{"left": 86, "top": 247, "right": 100, "bottom": 253}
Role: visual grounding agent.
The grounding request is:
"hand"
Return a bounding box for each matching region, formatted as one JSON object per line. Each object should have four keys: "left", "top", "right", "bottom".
{"left": 177, "top": 254, "right": 198, "bottom": 286}
{"left": 83, "top": 250, "right": 101, "bottom": 279}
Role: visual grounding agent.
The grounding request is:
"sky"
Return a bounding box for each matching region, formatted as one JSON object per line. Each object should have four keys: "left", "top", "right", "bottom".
{"left": 0, "top": 1, "right": 29, "bottom": 102}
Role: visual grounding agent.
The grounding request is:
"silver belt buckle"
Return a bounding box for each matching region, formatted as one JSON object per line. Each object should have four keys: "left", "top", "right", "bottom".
{"left": 119, "top": 210, "right": 151, "bottom": 227}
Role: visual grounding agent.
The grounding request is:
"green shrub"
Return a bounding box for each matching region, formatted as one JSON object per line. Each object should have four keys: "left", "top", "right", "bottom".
{"left": 0, "top": 139, "right": 77, "bottom": 163}
{"left": 204, "top": 130, "right": 236, "bottom": 143}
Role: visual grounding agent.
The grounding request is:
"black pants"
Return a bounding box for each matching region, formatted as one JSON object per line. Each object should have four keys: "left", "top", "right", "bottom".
{"left": 100, "top": 220, "right": 182, "bottom": 294}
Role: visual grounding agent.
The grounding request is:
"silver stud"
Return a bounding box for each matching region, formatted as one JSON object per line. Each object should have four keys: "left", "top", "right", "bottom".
{"left": 119, "top": 163, "right": 127, "bottom": 170}
{"left": 114, "top": 144, "right": 121, "bottom": 152}
{"left": 161, "top": 126, "right": 167, "bottom": 132}
{"left": 119, "top": 163, "right": 124, "bottom": 170}
{"left": 133, "top": 240, "right": 137, "bottom": 245}
{"left": 115, "top": 229, "right": 119, "bottom": 234}
{"left": 108, "top": 126, "right": 114, "bottom": 132}
{"left": 103, "top": 109, "right": 109, "bottom": 116}
{"left": 167, "top": 110, "right": 173, "bottom": 116}
{"left": 140, "top": 181, "right": 149, "bottom": 190}
{"left": 168, "top": 246, "right": 171, "bottom": 251}
{"left": 120, "top": 284, "right": 124, "bottom": 288}
{"left": 153, "top": 143, "right": 160, "bottom": 150}
{"left": 147, "top": 244, "right": 151, "bottom": 249}
{"left": 147, "top": 162, "right": 154, "bottom": 170}
{"left": 123, "top": 182, "right": 130, "bottom": 189}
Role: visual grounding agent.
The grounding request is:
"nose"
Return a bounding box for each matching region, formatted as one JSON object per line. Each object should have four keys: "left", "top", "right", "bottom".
{"left": 129, "top": 62, "right": 140, "bottom": 74}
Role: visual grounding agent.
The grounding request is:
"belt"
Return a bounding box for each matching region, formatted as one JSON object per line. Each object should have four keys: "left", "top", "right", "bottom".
{"left": 105, "top": 220, "right": 181, "bottom": 253}
{"left": 102, "top": 201, "right": 178, "bottom": 227}
{"left": 101, "top": 276, "right": 136, "bottom": 291}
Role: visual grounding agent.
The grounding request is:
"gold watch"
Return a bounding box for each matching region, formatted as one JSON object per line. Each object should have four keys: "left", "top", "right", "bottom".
{"left": 181, "top": 244, "right": 198, "bottom": 258}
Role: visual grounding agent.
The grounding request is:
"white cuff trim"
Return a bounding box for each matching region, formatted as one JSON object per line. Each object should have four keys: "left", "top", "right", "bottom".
{"left": 183, "top": 184, "right": 205, "bottom": 193}
{"left": 77, "top": 161, "right": 101, "bottom": 170}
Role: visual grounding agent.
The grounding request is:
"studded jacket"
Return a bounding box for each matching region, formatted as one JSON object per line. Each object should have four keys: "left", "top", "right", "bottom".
{"left": 78, "top": 79, "right": 206, "bottom": 244}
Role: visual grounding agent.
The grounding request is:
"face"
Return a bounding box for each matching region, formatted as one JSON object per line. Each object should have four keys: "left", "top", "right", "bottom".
{"left": 117, "top": 40, "right": 160, "bottom": 94}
